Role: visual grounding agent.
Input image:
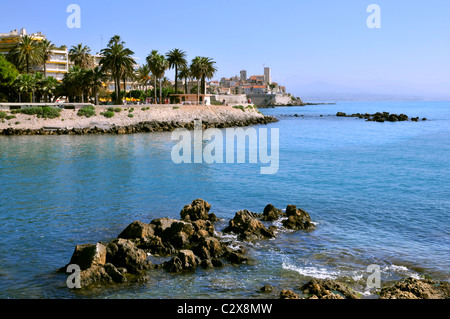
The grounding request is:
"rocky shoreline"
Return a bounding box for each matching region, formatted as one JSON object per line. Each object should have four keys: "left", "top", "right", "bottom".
{"left": 60, "top": 199, "right": 449, "bottom": 299}
{"left": 0, "top": 116, "right": 278, "bottom": 135}
{"left": 0, "top": 104, "right": 278, "bottom": 135}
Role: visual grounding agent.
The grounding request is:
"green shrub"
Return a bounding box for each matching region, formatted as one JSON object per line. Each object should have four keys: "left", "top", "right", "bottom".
{"left": 5, "top": 115, "right": 16, "bottom": 120}
{"left": 100, "top": 110, "right": 115, "bottom": 118}
{"left": 233, "top": 105, "right": 245, "bottom": 112}
{"left": 15, "top": 107, "right": 61, "bottom": 119}
{"left": 77, "top": 105, "right": 96, "bottom": 118}
{"left": 107, "top": 107, "right": 122, "bottom": 113}
{"left": 0, "top": 111, "right": 6, "bottom": 119}
{"left": 128, "top": 113, "right": 134, "bottom": 118}
{"left": 129, "top": 108, "right": 134, "bottom": 113}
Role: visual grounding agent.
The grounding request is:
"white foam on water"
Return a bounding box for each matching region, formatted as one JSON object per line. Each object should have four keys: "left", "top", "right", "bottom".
{"left": 282, "top": 260, "right": 341, "bottom": 279}
{"left": 382, "top": 264, "right": 421, "bottom": 279}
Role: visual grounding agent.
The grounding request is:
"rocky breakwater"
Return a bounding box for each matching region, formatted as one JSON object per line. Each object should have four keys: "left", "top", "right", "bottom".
{"left": 336, "top": 112, "right": 427, "bottom": 122}
{"left": 60, "top": 199, "right": 316, "bottom": 289}
{"left": 0, "top": 117, "right": 278, "bottom": 136}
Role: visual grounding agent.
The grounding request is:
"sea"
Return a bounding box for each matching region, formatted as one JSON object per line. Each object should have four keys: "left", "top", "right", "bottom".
{"left": 0, "top": 101, "right": 449, "bottom": 299}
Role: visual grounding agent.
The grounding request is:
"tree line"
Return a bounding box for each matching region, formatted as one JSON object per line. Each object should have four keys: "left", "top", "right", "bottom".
{"left": 0, "top": 34, "right": 217, "bottom": 105}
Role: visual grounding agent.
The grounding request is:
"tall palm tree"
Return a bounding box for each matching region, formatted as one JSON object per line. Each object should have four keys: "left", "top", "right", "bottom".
{"left": 146, "top": 50, "right": 168, "bottom": 104}
{"left": 166, "top": 49, "right": 187, "bottom": 102}
{"left": 100, "top": 37, "right": 135, "bottom": 104}
{"left": 69, "top": 43, "right": 93, "bottom": 68}
{"left": 190, "top": 57, "right": 217, "bottom": 104}
{"left": 9, "top": 35, "right": 43, "bottom": 74}
{"left": 106, "top": 35, "right": 133, "bottom": 95}
{"left": 108, "top": 35, "right": 124, "bottom": 47}
{"left": 39, "top": 39, "right": 56, "bottom": 78}
{"left": 199, "top": 57, "right": 217, "bottom": 94}
{"left": 190, "top": 57, "right": 203, "bottom": 104}
{"left": 178, "top": 65, "right": 191, "bottom": 94}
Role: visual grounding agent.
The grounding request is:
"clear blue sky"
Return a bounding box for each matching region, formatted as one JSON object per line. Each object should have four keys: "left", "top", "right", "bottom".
{"left": 1, "top": 0, "right": 449, "bottom": 97}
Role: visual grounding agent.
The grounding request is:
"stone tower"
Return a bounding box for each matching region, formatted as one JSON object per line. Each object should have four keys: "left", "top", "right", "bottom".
{"left": 264, "top": 67, "right": 271, "bottom": 84}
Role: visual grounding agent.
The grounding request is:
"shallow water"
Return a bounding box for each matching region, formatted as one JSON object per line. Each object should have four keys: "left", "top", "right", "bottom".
{"left": 0, "top": 101, "right": 449, "bottom": 298}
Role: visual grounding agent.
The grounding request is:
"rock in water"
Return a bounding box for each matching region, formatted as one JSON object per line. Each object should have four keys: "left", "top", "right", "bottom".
{"left": 282, "top": 205, "right": 316, "bottom": 231}
{"left": 261, "top": 204, "right": 284, "bottom": 221}
{"left": 300, "top": 278, "right": 358, "bottom": 299}
{"left": 224, "top": 210, "right": 275, "bottom": 240}
{"left": 118, "top": 220, "right": 154, "bottom": 240}
{"left": 164, "top": 250, "right": 199, "bottom": 273}
{"left": 280, "top": 289, "right": 300, "bottom": 299}
{"left": 106, "top": 238, "right": 151, "bottom": 274}
{"left": 180, "top": 199, "right": 213, "bottom": 221}
{"left": 379, "top": 277, "right": 450, "bottom": 299}
{"left": 68, "top": 243, "right": 107, "bottom": 270}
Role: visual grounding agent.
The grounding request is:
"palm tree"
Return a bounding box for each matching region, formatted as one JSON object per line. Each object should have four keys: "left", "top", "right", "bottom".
{"left": 178, "top": 65, "right": 191, "bottom": 94}
{"left": 146, "top": 50, "right": 168, "bottom": 104}
{"left": 60, "top": 66, "right": 85, "bottom": 102}
{"left": 190, "top": 57, "right": 217, "bottom": 104}
{"left": 40, "top": 76, "right": 59, "bottom": 102}
{"left": 166, "top": 49, "right": 187, "bottom": 102}
{"left": 108, "top": 35, "right": 124, "bottom": 47}
{"left": 9, "top": 35, "right": 43, "bottom": 74}
{"left": 136, "top": 64, "right": 151, "bottom": 91}
{"left": 86, "top": 67, "right": 106, "bottom": 105}
{"left": 199, "top": 57, "right": 217, "bottom": 94}
{"left": 69, "top": 43, "right": 93, "bottom": 68}
{"left": 13, "top": 73, "right": 36, "bottom": 102}
{"left": 107, "top": 35, "right": 130, "bottom": 92}
{"left": 39, "top": 39, "right": 56, "bottom": 78}
{"left": 100, "top": 37, "right": 135, "bottom": 104}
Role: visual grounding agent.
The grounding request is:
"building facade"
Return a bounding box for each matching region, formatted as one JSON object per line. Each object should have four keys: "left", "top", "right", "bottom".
{"left": 0, "top": 28, "right": 70, "bottom": 81}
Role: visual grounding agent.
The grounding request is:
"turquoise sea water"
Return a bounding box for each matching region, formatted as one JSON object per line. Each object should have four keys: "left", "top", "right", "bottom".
{"left": 0, "top": 101, "right": 449, "bottom": 298}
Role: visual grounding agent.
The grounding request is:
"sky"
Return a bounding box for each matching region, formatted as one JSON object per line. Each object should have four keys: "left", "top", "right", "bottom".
{"left": 1, "top": 0, "right": 449, "bottom": 99}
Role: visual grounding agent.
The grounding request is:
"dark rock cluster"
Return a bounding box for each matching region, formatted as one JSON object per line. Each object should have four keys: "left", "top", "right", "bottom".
{"left": 61, "top": 200, "right": 315, "bottom": 289}
{"left": 336, "top": 112, "right": 427, "bottom": 122}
